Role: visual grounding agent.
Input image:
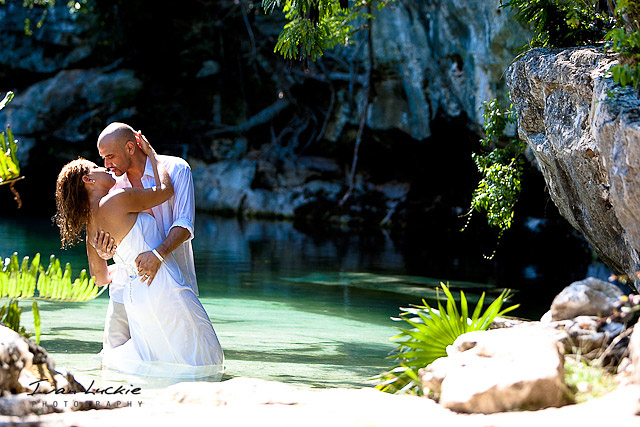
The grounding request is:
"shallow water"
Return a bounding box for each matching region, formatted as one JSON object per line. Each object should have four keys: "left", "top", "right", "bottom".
{"left": 0, "top": 216, "right": 467, "bottom": 392}
{"left": 0, "top": 214, "right": 585, "bottom": 393}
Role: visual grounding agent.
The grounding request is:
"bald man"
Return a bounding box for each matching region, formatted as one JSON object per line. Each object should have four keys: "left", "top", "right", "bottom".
{"left": 92, "top": 122, "right": 198, "bottom": 351}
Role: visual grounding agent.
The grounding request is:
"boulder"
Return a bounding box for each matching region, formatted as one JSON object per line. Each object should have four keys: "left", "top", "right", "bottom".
{"left": 192, "top": 155, "right": 408, "bottom": 220}
{"left": 549, "top": 277, "right": 624, "bottom": 321}
{"left": 0, "top": 324, "right": 84, "bottom": 396}
{"left": 419, "top": 324, "right": 566, "bottom": 413}
{"left": 0, "top": 67, "right": 142, "bottom": 161}
{"left": 507, "top": 47, "right": 640, "bottom": 281}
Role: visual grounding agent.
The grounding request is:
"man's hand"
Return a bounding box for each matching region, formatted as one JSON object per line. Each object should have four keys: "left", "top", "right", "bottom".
{"left": 135, "top": 251, "right": 162, "bottom": 286}
{"left": 91, "top": 230, "right": 116, "bottom": 261}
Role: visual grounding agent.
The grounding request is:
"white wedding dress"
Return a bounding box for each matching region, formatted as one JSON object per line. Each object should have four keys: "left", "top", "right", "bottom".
{"left": 102, "top": 213, "right": 224, "bottom": 379}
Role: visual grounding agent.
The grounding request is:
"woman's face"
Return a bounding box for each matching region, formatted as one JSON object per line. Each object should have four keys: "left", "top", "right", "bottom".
{"left": 85, "top": 161, "right": 116, "bottom": 189}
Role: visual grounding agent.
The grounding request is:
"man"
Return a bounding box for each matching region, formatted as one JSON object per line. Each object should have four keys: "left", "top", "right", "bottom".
{"left": 92, "top": 122, "right": 198, "bottom": 351}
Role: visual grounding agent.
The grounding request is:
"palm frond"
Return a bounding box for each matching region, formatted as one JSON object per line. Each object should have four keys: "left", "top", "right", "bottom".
{"left": 375, "top": 282, "right": 518, "bottom": 395}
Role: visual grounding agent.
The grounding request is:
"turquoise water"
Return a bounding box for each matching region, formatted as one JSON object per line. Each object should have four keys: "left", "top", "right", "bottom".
{"left": 0, "top": 215, "right": 501, "bottom": 392}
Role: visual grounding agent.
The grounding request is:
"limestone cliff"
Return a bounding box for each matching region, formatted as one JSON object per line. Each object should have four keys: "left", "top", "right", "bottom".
{"left": 507, "top": 47, "right": 640, "bottom": 280}
{"left": 0, "top": 0, "right": 530, "bottom": 222}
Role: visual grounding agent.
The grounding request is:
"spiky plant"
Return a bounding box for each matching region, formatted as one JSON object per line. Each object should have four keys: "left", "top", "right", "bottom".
{"left": 375, "top": 283, "right": 519, "bottom": 395}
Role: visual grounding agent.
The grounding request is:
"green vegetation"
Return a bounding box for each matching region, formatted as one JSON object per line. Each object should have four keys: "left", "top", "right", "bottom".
{"left": 605, "top": 1, "right": 640, "bottom": 92}
{"left": 504, "top": 0, "right": 640, "bottom": 93}
{"left": 465, "top": 98, "right": 526, "bottom": 238}
{"left": 0, "top": 92, "right": 20, "bottom": 183}
{"left": 564, "top": 356, "right": 616, "bottom": 403}
{"left": 374, "top": 284, "right": 518, "bottom": 395}
{"left": 502, "top": 0, "right": 613, "bottom": 48}
{"left": 0, "top": 252, "right": 106, "bottom": 343}
{"left": 261, "top": 0, "right": 394, "bottom": 61}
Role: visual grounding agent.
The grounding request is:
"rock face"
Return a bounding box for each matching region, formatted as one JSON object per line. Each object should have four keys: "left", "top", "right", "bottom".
{"left": 0, "top": 0, "right": 97, "bottom": 74}
{"left": 346, "top": 0, "right": 529, "bottom": 140}
{"left": 192, "top": 155, "right": 409, "bottom": 220}
{"left": 419, "top": 324, "right": 566, "bottom": 413}
{"left": 549, "top": 277, "right": 624, "bottom": 321}
{"left": 507, "top": 47, "right": 640, "bottom": 280}
{"left": 0, "top": 67, "right": 141, "bottom": 161}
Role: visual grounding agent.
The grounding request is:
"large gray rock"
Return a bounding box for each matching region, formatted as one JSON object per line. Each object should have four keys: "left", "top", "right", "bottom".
{"left": 0, "top": 0, "right": 97, "bottom": 74}
{"left": 192, "top": 155, "right": 408, "bottom": 219}
{"left": 507, "top": 47, "right": 640, "bottom": 280}
{"left": 0, "top": 67, "right": 141, "bottom": 161}
{"left": 327, "top": 0, "right": 530, "bottom": 141}
{"left": 420, "top": 324, "right": 566, "bottom": 413}
{"left": 549, "top": 277, "right": 624, "bottom": 321}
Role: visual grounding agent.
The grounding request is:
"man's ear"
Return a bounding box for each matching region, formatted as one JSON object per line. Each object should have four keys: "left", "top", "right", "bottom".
{"left": 125, "top": 140, "right": 136, "bottom": 155}
{"left": 82, "top": 175, "right": 92, "bottom": 184}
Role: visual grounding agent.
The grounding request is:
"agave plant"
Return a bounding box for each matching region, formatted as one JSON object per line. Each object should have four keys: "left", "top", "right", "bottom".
{"left": 375, "top": 283, "right": 519, "bottom": 395}
{"left": 0, "top": 252, "right": 106, "bottom": 343}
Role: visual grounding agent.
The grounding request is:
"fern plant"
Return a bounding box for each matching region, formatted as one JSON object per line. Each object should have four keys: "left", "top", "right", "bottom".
{"left": 374, "top": 283, "right": 519, "bottom": 395}
{"left": 262, "top": 0, "right": 394, "bottom": 61}
{"left": 0, "top": 252, "right": 106, "bottom": 343}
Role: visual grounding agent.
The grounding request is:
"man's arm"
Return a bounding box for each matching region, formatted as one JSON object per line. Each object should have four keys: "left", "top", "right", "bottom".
{"left": 135, "top": 162, "right": 195, "bottom": 285}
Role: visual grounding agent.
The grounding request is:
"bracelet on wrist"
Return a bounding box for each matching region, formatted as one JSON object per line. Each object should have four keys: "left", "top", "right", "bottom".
{"left": 152, "top": 248, "right": 164, "bottom": 263}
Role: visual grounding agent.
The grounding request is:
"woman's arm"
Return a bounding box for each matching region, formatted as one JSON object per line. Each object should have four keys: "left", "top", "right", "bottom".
{"left": 101, "top": 133, "right": 174, "bottom": 213}
{"left": 86, "top": 236, "right": 111, "bottom": 286}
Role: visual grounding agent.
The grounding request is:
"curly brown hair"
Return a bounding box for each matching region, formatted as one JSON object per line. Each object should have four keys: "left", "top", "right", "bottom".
{"left": 54, "top": 158, "right": 92, "bottom": 248}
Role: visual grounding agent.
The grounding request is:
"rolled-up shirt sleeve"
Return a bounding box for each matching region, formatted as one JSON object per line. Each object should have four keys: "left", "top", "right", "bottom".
{"left": 170, "top": 163, "right": 195, "bottom": 241}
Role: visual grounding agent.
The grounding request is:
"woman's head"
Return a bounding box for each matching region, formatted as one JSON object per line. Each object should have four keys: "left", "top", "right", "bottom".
{"left": 55, "top": 158, "right": 114, "bottom": 248}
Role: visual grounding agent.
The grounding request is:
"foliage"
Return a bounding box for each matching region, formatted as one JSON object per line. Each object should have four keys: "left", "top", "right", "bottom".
{"left": 374, "top": 284, "right": 519, "bottom": 395}
{"left": 466, "top": 98, "right": 526, "bottom": 236}
{"left": 564, "top": 356, "right": 616, "bottom": 403}
{"left": 501, "top": 0, "right": 613, "bottom": 48}
{"left": 0, "top": 92, "right": 20, "bottom": 183}
{"left": 262, "top": 0, "right": 394, "bottom": 61}
{"left": 605, "top": 1, "right": 640, "bottom": 92}
{"left": 0, "top": 252, "right": 106, "bottom": 343}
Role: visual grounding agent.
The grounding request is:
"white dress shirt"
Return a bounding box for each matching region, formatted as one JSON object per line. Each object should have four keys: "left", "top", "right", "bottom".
{"left": 109, "top": 155, "right": 198, "bottom": 303}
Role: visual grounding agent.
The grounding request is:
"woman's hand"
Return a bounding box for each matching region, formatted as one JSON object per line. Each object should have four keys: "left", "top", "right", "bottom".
{"left": 135, "top": 130, "right": 154, "bottom": 157}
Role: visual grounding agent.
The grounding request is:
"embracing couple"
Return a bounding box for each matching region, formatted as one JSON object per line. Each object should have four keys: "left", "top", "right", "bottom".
{"left": 54, "top": 122, "right": 224, "bottom": 378}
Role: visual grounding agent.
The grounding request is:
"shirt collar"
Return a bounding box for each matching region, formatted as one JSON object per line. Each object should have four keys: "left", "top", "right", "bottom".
{"left": 119, "top": 157, "right": 154, "bottom": 184}
{"left": 142, "top": 157, "right": 154, "bottom": 178}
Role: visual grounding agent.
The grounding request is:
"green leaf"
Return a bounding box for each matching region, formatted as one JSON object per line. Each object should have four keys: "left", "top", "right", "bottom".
{"left": 32, "top": 300, "right": 40, "bottom": 344}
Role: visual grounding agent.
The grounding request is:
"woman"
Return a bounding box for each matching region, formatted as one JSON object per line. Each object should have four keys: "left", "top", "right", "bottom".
{"left": 55, "top": 135, "right": 223, "bottom": 378}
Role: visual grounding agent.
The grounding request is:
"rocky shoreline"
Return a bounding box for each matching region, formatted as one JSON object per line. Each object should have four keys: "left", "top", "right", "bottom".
{"left": 2, "top": 276, "right": 640, "bottom": 424}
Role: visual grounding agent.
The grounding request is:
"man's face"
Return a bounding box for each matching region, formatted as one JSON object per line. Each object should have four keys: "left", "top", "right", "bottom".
{"left": 97, "top": 137, "right": 132, "bottom": 177}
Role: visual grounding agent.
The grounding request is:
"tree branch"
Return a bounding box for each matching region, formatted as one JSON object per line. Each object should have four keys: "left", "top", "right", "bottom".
{"left": 207, "top": 98, "right": 291, "bottom": 136}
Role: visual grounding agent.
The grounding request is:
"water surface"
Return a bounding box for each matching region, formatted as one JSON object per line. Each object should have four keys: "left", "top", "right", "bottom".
{"left": 0, "top": 214, "right": 587, "bottom": 392}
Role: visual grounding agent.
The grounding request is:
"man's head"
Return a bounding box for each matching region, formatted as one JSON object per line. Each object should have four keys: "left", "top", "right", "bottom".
{"left": 97, "top": 122, "right": 139, "bottom": 177}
